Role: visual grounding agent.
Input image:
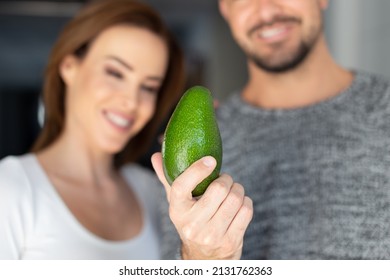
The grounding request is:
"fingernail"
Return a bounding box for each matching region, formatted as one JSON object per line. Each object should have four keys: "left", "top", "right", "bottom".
{"left": 202, "top": 156, "right": 215, "bottom": 168}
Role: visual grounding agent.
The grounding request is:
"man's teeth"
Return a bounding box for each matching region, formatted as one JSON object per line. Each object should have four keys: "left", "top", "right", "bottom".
{"left": 106, "top": 112, "right": 130, "bottom": 127}
{"left": 260, "top": 27, "right": 285, "bottom": 39}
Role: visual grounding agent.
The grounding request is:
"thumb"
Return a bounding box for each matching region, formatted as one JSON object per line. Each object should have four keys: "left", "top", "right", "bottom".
{"left": 151, "top": 152, "right": 171, "bottom": 202}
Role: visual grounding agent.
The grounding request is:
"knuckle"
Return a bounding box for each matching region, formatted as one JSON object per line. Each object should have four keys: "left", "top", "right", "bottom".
{"left": 241, "top": 197, "right": 254, "bottom": 220}
{"left": 234, "top": 182, "right": 245, "bottom": 194}
{"left": 201, "top": 234, "right": 216, "bottom": 248}
{"left": 220, "top": 173, "right": 234, "bottom": 185}
{"left": 201, "top": 230, "right": 223, "bottom": 250}
{"left": 181, "top": 222, "right": 198, "bottom": 240}
{"left": 231, "top": 186, "right": 245, "bottom": 204}
{"left": 209, "top": 180, "right": 229, "bottom": 197}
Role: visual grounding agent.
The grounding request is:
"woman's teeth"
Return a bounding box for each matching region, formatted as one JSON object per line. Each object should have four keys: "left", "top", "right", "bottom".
{"left": 105, "top": 112, "right": 131, "bottom": 128}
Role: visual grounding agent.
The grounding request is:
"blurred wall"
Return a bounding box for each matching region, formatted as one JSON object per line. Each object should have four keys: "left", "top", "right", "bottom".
{"left": 326, "top": 0, "right": 390, "bottom": 78}
{"left": 0, "top": 1, "right": 76, "bottom": 159}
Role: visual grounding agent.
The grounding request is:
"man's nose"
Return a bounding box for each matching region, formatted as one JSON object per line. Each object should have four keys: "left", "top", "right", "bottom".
{"left": 255, "top": 0, "right": 282, "bottom": 23}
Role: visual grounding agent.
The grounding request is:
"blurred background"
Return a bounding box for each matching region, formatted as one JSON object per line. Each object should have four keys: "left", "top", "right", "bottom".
{"left": 1, "top": 0, "right": 390, "bottom": 164}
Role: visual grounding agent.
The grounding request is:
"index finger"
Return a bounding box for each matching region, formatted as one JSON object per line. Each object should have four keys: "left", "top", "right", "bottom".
{"left": 151, "top": 152, "right": 171, "bottom": 202}
{"left": 169, "top": 156, "right": 217, "bottom": 213}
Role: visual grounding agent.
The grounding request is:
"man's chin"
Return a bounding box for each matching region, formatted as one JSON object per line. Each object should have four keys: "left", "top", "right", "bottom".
{"left": 250, "top": 53, "right": 308, "bottom": 73}
{"left": 248, "top": 43, "right": 312, "bottom": 73}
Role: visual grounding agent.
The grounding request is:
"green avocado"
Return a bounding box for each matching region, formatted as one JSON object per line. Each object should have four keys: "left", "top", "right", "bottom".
{"left": 162, "top": 86, "right": 222, "bottom": 197}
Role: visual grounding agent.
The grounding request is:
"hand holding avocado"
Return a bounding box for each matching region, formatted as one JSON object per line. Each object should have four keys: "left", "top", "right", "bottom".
{"left": 151, "top": 153, "right": 253, "bottom": 259}
{"left": 151, "top": 85, "right": 253, "bottom": 259}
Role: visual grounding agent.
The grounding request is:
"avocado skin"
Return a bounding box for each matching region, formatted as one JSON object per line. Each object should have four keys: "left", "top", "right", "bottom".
{"left": 162, "top": 86, "right": 222, "bottom": 197}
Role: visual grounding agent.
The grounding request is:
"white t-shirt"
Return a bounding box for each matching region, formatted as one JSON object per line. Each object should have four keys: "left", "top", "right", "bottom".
{"left": 0, "top": 154, "right": 163, "bottom": 259}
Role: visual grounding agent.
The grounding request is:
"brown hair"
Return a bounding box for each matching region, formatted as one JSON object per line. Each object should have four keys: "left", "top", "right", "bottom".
{"left": 31, "top": 0, "right": 185, "bottom": 168}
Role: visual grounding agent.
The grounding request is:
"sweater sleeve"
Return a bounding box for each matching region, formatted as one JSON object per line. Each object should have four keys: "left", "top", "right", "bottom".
{"left": 0, "top": 157, "right": 33, "bottom": 259}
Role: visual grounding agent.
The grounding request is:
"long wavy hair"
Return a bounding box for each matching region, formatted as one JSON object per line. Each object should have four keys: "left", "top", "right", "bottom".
{"left": 31, "top": 0, "right": 185, "bottom": 168}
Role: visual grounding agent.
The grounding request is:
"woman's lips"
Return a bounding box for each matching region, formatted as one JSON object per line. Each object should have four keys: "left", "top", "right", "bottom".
{"left": 103, "top": 110, "right": 134, "bottom": 131}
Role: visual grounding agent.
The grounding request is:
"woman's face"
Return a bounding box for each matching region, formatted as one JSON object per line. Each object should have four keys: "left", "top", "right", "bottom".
{"left": 60, "top": 25, "right": 168, "bottom": 154}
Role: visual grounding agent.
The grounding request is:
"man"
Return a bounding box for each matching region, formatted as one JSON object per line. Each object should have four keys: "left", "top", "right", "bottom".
{"left": 215, "top": 0, "right": 390, "bottom": 259}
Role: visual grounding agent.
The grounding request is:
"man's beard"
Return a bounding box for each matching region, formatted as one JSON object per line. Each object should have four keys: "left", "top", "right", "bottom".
{"left": 244, "top": 16, "right": 322, "bottom": 73}
{"left": 248, "top": 41, "right": 312, "bottom": 73}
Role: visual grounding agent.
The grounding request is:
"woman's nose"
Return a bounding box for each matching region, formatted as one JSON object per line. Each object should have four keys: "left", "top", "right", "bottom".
{"left": 121, "top": 87, "right": 139, "bottom": 111}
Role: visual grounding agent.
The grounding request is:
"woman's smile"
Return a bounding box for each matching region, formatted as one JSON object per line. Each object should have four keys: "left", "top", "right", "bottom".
{"left": 103, "top": 109, "right": 134, "bottom": 132}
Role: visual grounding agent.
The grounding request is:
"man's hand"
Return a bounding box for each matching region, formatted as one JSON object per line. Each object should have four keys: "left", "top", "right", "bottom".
{"left": 151, "top": 152, "right": 253, "bottom": 259}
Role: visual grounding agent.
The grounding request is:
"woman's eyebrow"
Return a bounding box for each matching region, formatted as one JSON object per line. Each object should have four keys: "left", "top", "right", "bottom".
{"left": 106, "top": 55, "right": 133, "bottom": 71}
{"left": 106, "top": 55, "right": 164, "bottom": 81}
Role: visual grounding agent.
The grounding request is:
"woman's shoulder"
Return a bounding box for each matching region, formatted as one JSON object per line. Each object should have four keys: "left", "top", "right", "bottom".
{"left": 0, "top": 154, "right": 37, "bottom": 259}
{"left": 0, "top": 154, "right": 33, "bottom": 195}
{"left": 0, "top": 154, "right": 36, "bottom": 218}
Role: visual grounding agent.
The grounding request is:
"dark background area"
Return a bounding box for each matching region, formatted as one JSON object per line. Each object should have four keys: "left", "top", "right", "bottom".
{"left": 0, "top": 9, "right": 69, "bottom": 160}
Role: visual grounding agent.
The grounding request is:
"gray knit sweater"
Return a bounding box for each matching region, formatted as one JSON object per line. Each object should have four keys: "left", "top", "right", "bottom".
{"left": 159, "top": 70, "right": 390, "bottom": 259}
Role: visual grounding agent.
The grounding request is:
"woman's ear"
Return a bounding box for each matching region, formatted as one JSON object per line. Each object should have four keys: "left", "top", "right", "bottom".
{"left": 59, "top": 54, "right": 79, "bottom": 86}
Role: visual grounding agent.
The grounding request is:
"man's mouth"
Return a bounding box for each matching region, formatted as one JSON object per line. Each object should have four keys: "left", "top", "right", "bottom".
{"left": 248, "top": 17, "right": 301, "bottom": 39}
{"left": 258, "top": 26, "right": 288, "bottom": 39}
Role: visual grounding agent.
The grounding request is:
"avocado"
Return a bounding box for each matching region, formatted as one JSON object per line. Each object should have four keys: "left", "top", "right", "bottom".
{"left": 162, "top": 86, "right": 222, "bottom": 197}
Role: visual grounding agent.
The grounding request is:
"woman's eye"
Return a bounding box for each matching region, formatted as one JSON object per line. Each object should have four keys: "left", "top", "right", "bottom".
{"left": 105, "top": 68, "right": 123, "bottom": 79}
{"left": 141, "top": 85, "right": 159, "bottom": 95}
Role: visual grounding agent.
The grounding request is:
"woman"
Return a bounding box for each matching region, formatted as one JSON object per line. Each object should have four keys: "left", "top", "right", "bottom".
{"left": 0, "top": 0, "right": 185, "bottom": 259}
